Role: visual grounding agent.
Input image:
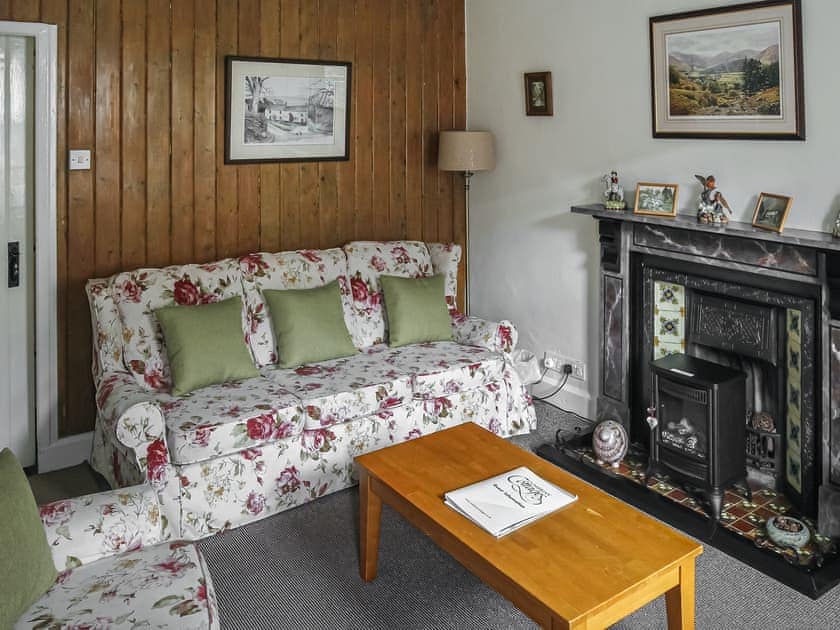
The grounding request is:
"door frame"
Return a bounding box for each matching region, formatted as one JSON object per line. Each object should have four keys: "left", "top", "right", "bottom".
{"left": 0, "top": 21, "right": 80, "bottom": 472}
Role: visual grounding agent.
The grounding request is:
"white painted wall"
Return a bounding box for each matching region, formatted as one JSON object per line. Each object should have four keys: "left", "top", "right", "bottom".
{"left": 466, "top": 0, "right": 840, "bottom": 417}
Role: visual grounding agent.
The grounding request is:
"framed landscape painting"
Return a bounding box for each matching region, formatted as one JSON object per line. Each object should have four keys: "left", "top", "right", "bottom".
{"left": 650, "top": 0, "right": 804, "bottom": 140}
{"left": 633, "top": 183, "right": 679, "bottom": 217}
{"left": 225, "top": 56, "right": 351, "bottom": 163}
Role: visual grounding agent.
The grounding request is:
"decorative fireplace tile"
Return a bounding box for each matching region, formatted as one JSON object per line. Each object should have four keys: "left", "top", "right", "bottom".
{"left": 787, "top": 308, "right": 803, "bottom": 493}
{"left": 788, "top": 308, "right": 802, "bottom": 344}
{"left": 655, "top": 341, "right": 685, "bottom": 358}
{"left": 654, "top": 281, "right": 685, "bottom": 358}
{"left": 655, "top": 281, "right": 685, "bottom": 309}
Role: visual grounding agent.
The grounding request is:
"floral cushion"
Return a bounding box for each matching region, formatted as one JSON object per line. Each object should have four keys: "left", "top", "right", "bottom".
{"left": 259, "top": 350, "right": 412, "bottom": 430}
{"left": 239, "top": 249, "right": 359, "bottom": 366}
{"left": 343, "top": 241, "right": 433, "bottom": 347}
{"left": 17, "top": 541, "right": 219, "bottom": 630}
{"left": 111, "top": 259, "right": 247, "bottom": 391}
{"left": 87, "top": 278, "right": 126, "bottom": 379}
{"left": 160, "top": 377, "right": 305, "bottom": 465}
{"left": 377, "top": 341, "right": 505, "bottom": 399}
{"left": 428, "top": 243, "right": 462, "bottom": 311}
{"left": 40, "top": 487, "right": 169, "bottom": 571}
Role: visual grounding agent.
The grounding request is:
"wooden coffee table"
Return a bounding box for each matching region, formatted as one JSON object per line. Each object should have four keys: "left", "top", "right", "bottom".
{"left": 356, "top": 422, "right": 702, "bottom": 630}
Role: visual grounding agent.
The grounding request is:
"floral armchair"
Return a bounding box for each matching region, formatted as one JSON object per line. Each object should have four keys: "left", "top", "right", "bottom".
{"left": 16, "top": 485, "right": 219, "bottom": 629}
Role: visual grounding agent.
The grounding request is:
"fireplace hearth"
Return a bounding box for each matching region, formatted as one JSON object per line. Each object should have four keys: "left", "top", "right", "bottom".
{"left": 537, "top": 204, "right": 840, "bottom": 597}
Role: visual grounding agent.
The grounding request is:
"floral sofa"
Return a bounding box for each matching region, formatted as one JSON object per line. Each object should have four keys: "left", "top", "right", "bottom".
{"left": 16, "top": 485, "right": 218, "bottom": 629}
{"left": 86, "top": 240, "right": 535, "bottom": 541}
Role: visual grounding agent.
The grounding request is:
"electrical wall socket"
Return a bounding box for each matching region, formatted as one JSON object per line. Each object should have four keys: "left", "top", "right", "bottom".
{"left": 544, "top": 350, "right": 586, "bottom": 382}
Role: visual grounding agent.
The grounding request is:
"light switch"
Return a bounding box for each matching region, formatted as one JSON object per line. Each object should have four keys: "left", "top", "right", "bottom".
{"left": 68, "top": 149, "right": 91, "bottom": 170}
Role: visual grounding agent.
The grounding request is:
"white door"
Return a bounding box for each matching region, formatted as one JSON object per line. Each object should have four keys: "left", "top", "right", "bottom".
{"left": 0, "top": 33, "right": 35, "bottom": 467}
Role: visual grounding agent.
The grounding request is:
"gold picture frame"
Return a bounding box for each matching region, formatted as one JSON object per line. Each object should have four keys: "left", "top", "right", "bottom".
{"left": 752, "top": 192, "right": 793, "bottom": 233}
{"left": 633, "top": 182, "right": 679, "bottom": 217}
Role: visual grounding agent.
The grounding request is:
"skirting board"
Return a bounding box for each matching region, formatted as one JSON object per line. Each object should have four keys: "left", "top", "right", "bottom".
{"left": 38, "top": 431, "right": 92, "bottom": 474}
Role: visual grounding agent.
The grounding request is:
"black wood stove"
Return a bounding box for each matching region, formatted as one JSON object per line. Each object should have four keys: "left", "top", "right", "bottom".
{"left": 648, "top": 353, "right": 748, "bottom": 521}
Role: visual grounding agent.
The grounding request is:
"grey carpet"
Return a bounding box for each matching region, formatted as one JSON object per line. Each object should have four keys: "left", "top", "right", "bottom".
{"left": 28, "top": 462, "right": 108, "bottom": 504}
{"left": 193, "top": 401, "right": 840, "bottom": 628}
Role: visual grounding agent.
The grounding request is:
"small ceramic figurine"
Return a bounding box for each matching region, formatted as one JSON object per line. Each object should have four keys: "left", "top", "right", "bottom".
{"left": 695, "top": 174, "right": 732, "bottom": 225}
{"left": 602, "top": 170, "right": 626, "bottom": 211}
{"left": 833, "top": 209, "right": 840, "bottom": 239}
{"left": 592, "top": 419, "right": 628, "bottom": 468}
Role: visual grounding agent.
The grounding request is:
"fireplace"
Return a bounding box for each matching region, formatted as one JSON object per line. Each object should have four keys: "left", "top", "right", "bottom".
{"left": 577, "top": 204, "right": 840, "bottom": 525}
{"left": 649, "top": 353, "right": 747, "bottom": 521}
{"left": 537, "top": 205, "right": 840, "bottom": 595}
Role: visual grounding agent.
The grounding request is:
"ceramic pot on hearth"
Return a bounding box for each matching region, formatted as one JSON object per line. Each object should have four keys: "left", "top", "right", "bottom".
{"left": 592, "top": 419, "right": 628, "bottom": 468}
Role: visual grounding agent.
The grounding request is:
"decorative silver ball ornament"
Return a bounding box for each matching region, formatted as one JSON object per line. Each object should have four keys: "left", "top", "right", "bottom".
{"left": 592, "top": 419, "right": 628, "bottom": 468}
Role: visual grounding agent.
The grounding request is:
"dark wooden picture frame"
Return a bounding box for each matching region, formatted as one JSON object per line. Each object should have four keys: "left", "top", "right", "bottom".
{"left": 225, "top": 55, "right": 352, "bottom": 164}
{"left": 524, "top": 71, "right": 553, "bottom": 116}
{"left": 752, "top": 192, "right": 793, "bottom": 232}
{"left": 650, "top": 0, "right": 804, "bottom": 140}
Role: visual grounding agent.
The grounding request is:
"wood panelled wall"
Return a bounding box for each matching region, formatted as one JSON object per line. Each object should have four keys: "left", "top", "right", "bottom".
{"left": 0, "top": 0, "right": 467, "bottom": 437}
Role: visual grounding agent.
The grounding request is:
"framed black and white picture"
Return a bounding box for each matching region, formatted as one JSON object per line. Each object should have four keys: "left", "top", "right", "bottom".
{"left": 650, "top": 0, "right": 804, "bottom": 140}
{"left": 225, "top": 56, "right": 351, "bottom": 163}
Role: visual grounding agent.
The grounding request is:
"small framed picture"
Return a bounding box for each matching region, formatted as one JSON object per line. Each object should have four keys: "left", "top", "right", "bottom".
{"left": 633, "top": 183, "right": 679, "bottom": 217}
{"left": 752, "top": 192, "right": 792, "bottom": 232}
{"left": 524, "top": 71, "right": 552, "bottom": 116}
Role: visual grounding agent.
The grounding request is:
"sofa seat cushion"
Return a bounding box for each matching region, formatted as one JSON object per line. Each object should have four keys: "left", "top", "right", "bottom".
{"left": 260, "top": 350, "right": 413, "bottom": 430}
{"left": 239, "top": 249, "right": 357, "bottom": 366}
{"left": 112, "top": 259, "right": 246, "bottom": 391}
{"left": 161, "top": 377, "right": 304, "bottom": 465}
{"left": 380, "top": 341, "right": 506, "bottom": 399}
{"left": 17, "top": 541, "right": 219, "bottom": 630}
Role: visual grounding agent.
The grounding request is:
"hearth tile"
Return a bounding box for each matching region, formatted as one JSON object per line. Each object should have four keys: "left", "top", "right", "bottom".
{"left": 668, "top": 488, "right": 688, "bottom": 501}
{"left": 755, "top": 506, "right": 776, "bottom": 520}
{"left": 727, "top": 504, "right": 748, "bottom": 518}
{"left": 731, "top": 519, "right": 758, "bottom": 534}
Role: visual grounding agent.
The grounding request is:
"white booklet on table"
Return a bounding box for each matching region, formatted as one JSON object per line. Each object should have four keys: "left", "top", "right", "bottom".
{"left": 444, "top": 466, "right": 577, "bottom": 538}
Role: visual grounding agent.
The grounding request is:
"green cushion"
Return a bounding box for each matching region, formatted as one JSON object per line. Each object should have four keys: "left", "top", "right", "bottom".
{"left": 0, "top": 448, "right": 58, "bottom": 627}
{"left": 380, "top": 274, "right": 453, "bottom": 347}
{"left": 263, "top": 280, "right": 357, "bottom": 369}
{"left": 155, "top": 296, "right": 259, "bottom": 395}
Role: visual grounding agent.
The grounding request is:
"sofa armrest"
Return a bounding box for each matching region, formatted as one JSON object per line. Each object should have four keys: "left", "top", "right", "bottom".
{"left": 97, "top": 371, "right": 173, "bottom": 487}
{"left": 40, "top": 484, "right": 170, "bottom": 571}
{"left": 450, "top": 312, "right": 518, "bottom": 354}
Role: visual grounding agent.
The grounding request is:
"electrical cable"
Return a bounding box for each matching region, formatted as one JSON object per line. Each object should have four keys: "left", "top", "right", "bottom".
{"left": 530, "top": 366, "right": 570, "bottom": 401}
{"left": 529, "top": 364, "right": 594, "bottom": 425}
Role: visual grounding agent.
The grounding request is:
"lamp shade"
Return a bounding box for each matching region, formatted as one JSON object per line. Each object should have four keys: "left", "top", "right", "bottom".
{"left": 437, "top": 131, "right": 495, "bottom": 172}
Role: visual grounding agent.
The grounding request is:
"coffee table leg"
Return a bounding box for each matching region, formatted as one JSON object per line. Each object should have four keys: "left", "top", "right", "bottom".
{"left": 665, "top": 559, "right": 696, "bottom": 630}
{"left": 359, "top": 469, "right": 382, "bottom": 582}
